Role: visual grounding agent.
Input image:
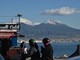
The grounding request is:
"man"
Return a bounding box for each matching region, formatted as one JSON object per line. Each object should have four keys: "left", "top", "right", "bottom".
{"left": 27, "top": 39, "right": 40, "bottom": 60}
{"left": 41, "top": 38, "right": 53, "bottom": 60}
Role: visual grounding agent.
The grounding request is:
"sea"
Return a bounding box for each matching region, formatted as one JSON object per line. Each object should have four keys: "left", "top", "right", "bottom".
{"left": 18, "top": 42, "right": 80, "bottom": 58}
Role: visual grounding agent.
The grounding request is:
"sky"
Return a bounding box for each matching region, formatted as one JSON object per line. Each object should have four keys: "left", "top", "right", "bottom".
{"left": 0, "top": 0, "right": 80, "bottom": 29}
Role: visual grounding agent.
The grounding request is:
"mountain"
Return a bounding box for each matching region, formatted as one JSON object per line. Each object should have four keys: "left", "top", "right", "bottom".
{"left": 20, "top": 18, "right": 33, "bottom": 25}
{"left": 19, "top": 19, "right": 80, "bottom": 39}
{"left": 43, "top": 19, "right": 62, "bottom": 25}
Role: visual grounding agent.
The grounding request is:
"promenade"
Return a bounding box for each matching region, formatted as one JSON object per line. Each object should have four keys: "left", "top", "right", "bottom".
{"left": 25, "top": 58, "right": 67, "bottom": 60}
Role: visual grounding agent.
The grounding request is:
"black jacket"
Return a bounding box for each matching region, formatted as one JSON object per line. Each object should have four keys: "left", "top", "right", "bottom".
{"left": 41, "top": 44, "right": 53, "bottom": 60}
{"left": 28, "top": 47, "right": 40, "bottom": 60}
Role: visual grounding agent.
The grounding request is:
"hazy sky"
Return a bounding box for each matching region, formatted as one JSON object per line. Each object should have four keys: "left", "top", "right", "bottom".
{"left": 0, "top": 0, "right": 80, "bottom": 29}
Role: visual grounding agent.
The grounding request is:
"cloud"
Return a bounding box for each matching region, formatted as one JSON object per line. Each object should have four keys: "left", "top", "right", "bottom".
{"left": 41, "top": 7, "right": 80, "bottom": 16}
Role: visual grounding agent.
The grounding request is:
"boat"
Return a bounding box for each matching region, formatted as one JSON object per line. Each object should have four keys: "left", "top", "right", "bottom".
{"left": 0, "top": 14, "right": 23, "bottom": 60}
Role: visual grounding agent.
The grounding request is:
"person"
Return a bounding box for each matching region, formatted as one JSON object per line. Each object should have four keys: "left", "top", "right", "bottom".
{"left": 27, "top": 39, "right": 40, "bottom": 60}
{"left": 1, "top": 38, "right": 11, "bottom": 60}
{"left": 41, "top": 38, "right": 53, "bottom": 60}
{"left": 20, "top": 41, "right": 25, "bottom": 49}
{"left": 20, "top": 41, "right": 26, "bottom": 60}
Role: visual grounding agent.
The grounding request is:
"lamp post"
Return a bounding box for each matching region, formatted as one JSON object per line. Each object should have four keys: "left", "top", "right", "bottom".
{"left": 17, "top": 14, "right": 22, "bottom": 30}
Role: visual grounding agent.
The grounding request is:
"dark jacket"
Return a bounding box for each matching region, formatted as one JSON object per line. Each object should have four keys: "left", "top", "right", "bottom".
{"left": 28, "top": 46, "right": 40, "bottom": 60}
{"left": 41, "top": 44, "right": 53, "bottom": 60}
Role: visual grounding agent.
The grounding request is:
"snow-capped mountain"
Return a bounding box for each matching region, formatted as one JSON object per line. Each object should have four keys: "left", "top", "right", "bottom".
{"left": 44, "top": 19, "right": 62, "bottom": 25}
{"left": 19, "top": 18, "right": 62, "bottom": 26}
{"left": 12, "top": 17, "right": 63, "bottom": 26}
{"left": 19, "top": 18, "right": 80, "bottom": 39}
{"left": 20, "top": 18, "right": 33, "bottom": 25}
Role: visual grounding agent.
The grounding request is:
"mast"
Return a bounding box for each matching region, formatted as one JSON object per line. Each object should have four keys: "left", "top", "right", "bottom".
{"left": 17, "top": 14, "right": 22, "bottom": 31}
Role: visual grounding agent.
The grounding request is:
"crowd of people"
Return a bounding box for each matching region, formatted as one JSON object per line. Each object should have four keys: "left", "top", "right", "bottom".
{"left": 20, "top": 38, "right": 54, "bottom": 60}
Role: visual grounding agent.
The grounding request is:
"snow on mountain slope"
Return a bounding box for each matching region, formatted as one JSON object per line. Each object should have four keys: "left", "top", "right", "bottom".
{"left": 13, "top": 18, "right": 62, "bottom": 26}
{"left": 43, "top": 19, "right": 63, "bottom": 25}
{"left": 20, "top": 18, "right": 33, "bottom": 25}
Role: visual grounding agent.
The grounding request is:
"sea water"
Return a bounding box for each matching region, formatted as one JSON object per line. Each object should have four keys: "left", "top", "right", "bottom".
{"left": 18, "top": 42, "right": 80, "bottom": 58}
{"left": 52, "top": 42, "right": 79, "bottom": 58}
